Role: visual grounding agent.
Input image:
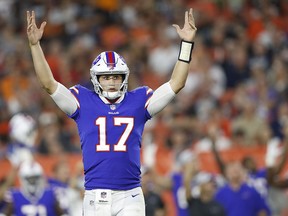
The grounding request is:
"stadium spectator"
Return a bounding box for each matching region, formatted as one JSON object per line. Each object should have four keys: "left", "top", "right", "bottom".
{"left": 231, "top": 97, "right": 268, "bottom": 147}
{"left": 214, "top": 161, "right": 270, "bottom": 216}
{"left": 208, "top": 123, "right": 271, "bottom": 215}
{"left": 141, "top": 167, "right": 166, "bottom": 216}
{"left": 183, "top": 153, "right": 226, "bottom": 216}
{"left": 209, "top": 118, "right": 288, "bottom": 215}
{"left": 153, "top": 148, "right": 225, "bottom": 216}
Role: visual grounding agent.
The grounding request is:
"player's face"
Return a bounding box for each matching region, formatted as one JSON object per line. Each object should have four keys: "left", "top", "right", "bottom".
{"left": 22, "top": 175, "right": 44, "bottom": 195}
{"left": 225, "top": 162, "right": 245, "bottom": 184}
{"left": 200, "top": 181, "right": 215, "bottom": 200}
{"left": 98, "top": 75, "right": 123, "bottom": 92}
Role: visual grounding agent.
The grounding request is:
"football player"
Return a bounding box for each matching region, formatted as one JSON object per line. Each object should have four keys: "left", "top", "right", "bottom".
{"left": 4, "top": 160, "right": 64, "bottom": 216}
{"left": 26, "top": 8, "right": 197, "bottom": 216}
{"left": 7, "top": 113, "right": 37, "bottom": 166}
{"left": 0, "top": 114, "right": 38, "bottom": 215}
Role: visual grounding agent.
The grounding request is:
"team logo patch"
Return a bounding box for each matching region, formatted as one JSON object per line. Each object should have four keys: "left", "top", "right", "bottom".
{"left": 101, "top": 192, "right": 107, "bottom": 199}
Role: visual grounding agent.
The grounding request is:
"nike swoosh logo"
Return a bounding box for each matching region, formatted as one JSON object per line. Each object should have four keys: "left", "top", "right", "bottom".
{"left": 132, "top": 193, "right": 140, "bottom": 198}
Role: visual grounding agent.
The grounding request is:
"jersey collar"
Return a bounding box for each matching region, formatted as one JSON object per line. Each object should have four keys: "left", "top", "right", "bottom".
{"left": 99, "top": 94, "right": 125, "bottom": 104}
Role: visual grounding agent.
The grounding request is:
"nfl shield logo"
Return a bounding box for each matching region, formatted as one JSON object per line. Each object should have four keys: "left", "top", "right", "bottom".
{"left": 110, "top": 104, "right": 116, "bottom": 110}
{"left": 101, "top": 192, "right": 107, "bottom": 199}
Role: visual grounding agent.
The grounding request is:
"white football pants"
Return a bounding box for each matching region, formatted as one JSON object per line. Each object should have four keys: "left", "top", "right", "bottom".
{"left": 83, "top": 187, "right": 145, "bottom": 216}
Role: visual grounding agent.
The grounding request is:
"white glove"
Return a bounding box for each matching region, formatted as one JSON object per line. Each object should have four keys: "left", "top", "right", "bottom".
{"left": 265, "top": 138, "right": 283, "bottom": 167}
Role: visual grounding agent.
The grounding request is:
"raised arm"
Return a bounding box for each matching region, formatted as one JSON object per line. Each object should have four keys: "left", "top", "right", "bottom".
{"left": 169, "top": 8, "right": 197, "bottom": 93}
{"left": 266, "top": 137, "right": 288, "bottom": 186}
{"left": 208, "top": 124, "right": 226, "bottom": 175}
{"left": 183, "top": 159, "right": 198, "bottom": 200}
{"left": 147, "top": 9, "right": 197, "bottom": 116}
{"left": 269, "top": 140, "right": 288, "bottom": 176}
{"left": 27, "top": 11, "right": 78, "bottom": 115}
{"left": 26, "top": 11, "right": 57, "bottom": 94}
{"left": 272, "top": 126, "right": 288, "bottom": 175}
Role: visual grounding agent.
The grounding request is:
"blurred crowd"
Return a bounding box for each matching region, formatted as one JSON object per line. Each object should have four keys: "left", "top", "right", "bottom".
{"left": 0, "top": 0, "right": 288, "bottom": 215}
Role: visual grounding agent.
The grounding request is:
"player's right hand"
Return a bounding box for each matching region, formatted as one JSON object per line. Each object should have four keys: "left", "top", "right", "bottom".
{"left": 172, "top": 8, "right": 197, "bottom": 42}
{"left": 26, "top": 11, "right": 46, "bottom": 46}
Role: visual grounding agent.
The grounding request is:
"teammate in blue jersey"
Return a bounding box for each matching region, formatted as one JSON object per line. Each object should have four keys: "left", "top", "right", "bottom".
{"left": 214, "top": 161, "right": 270, "bottom": 216}
{"left": 4, "top": 160, "right": 63, "bottom": 216}
{"left": 26, "top": 8, "right": 197, "bottom": 216}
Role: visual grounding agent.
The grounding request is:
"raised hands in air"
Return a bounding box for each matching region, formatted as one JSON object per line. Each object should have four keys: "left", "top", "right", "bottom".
{"left": 173, "top": 8, "right": 197, "bottom": 42}
{"left": 26, "top": 11, "right": 46, "bottom": 46}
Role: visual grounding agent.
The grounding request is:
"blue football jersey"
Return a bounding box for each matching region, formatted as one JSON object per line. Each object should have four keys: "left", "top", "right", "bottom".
{"left": 247, "top": 168, "right": 268, "bottom": 198}
{"left": 172, "top": 173, "right": 188, "bottom": 216}
{"left": 10, "top": 188, "right": 58, "bottom": 216}
{"left": 47, "top": 178, "right": 69, "bottom": 214}
{"left": 69, "top": 85, "right": 153, "bottom": 190}
{"left": 215, "top": 183, "right": 271, "bottom": 216}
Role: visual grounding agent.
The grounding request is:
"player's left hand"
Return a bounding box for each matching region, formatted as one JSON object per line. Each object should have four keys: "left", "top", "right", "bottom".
{"left": 172, "top": 8, "right": 197, "bottom": 42}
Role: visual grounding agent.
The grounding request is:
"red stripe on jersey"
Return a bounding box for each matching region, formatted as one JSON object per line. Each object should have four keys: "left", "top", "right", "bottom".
{"left": 70, "top": 86, "right": 79, "bottom": 94}
{"left": 146, "top": 88, "right": 153, "bottom": 95}
{"left": 145, "top": 95, "right": 153, "bottom": 109}
{"left": 72, "top": 94, "right": 80, "bottom": 108}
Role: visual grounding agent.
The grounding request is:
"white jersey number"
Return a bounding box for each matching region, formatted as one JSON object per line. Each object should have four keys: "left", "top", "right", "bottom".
{"left": 95, "top": 117, "right": 134, "bottom": 152}
{"left": 21, "top": 205, "right": 47, "bottom": 216}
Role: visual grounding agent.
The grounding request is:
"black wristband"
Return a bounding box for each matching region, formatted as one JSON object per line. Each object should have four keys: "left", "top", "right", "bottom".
{"left": 178, "top": 40, "right": 194, "bottom": 63}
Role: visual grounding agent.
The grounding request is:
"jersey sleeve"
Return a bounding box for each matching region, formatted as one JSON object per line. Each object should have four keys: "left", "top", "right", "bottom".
{"left": 142, "top": 86, "right": 154, "bottom": 119}
{"left": 68, "top": 85, "right": 81, "bottom": 119}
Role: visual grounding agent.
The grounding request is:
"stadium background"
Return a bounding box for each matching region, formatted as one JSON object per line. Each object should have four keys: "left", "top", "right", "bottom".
{"left": 0, "top": 0, "right": 288, "bottom": 215}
